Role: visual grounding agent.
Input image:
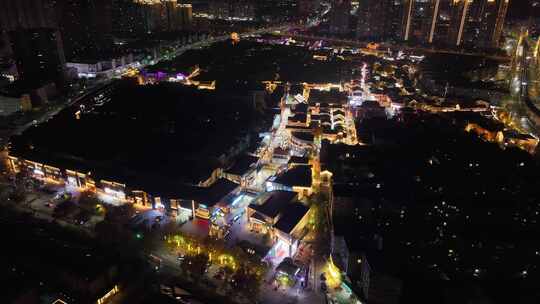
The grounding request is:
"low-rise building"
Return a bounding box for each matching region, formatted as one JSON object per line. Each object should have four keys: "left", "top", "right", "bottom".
{"left": 0, "top": 93, "right": 31, "bottom": 116}
{"left": 223, "top": 154, "right": 259, "bottom": 188}
{"left": 272, "top": 147, "right": 291, "bottom": 165}
{"left": 67, "top": 54, "right": 136, "bottom": 80}
{"left": 7, "top": 153, "right": 238, "bottom": 220}
{"left": 267, "top": 165, "right": 313, "bottom": 199}
{"left": 247, "top": 191, "right": 311, "bottom": 258}
{"left": 290, "top": 131, "right": 315, "bottom": 153}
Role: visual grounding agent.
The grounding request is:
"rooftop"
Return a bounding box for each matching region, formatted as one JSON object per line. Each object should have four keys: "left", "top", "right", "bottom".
{"left": 226, "top": 154, "right": 259, "bottom": 176}
{"left": 274, "top": 203, "right": 309, "bottom": 234}
{"left": 288, "top": 156, "right": 310, "bottom": 166}
{"left": 10, "top": 80, "right": 264, "bottom": 197}
{"left": 291, "top": 132, "right": 315, "bottom": 143}
{"left": 249, "top": 190, "right": 297, "bottom": 219}
{"left": 273, "top": 165, "right": 313, "bottom": 188}
{"left": 308, "top": 89, "right": 348, "bottom": 104}
{"left": 288, "top": 113, "right": 308, "bottom": 124}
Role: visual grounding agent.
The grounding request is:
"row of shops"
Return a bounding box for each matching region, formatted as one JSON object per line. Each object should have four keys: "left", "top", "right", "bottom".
{"left": 6, "top": 155, "right": 241, "bottom": 219}
{"left": 247, "top": 190, "right": 311, "bottom": 260}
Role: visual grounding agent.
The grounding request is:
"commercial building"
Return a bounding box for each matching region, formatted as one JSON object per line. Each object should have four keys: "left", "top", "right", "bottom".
{"left": 0, "top": 81, "right": 58, "bottom": 112}
{"left": 267, "top": 165, "right": 313, "bottom": 199}
{"left": 7, "top": 80, "right": 263, "bottom": 218}
{"left": 194, "top": 0, "right": 256, "bottom": 21}
{"left": 223, "top": 154, "right": 259, "bottom": 188}
{"left": 357, "top": 0, "right": 510, "bottom": 48}
{"left": 67, "top": 53, "right": 137, "bottom": 80}
{"left": 0, "top": 91, "right": 33, "bottom": 116}
{"left": 7, "top": 151, "right": 239, "bottom": 219}
{"left": 247, "top": 191, "right": 311, "bottom": 259}
{"left": 138, "top": 0, "right": 193, "bottom": 32}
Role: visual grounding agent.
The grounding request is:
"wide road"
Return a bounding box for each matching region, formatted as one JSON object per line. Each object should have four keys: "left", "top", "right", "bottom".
{"left": 282, "top": 33, "right": 510, "bottom": 61}
{"left": 511, "top": 38, "right": 540, "bottom": 135}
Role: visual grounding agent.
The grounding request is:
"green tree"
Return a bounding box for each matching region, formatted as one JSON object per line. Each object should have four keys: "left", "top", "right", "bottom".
{"left": 9, "top": 170, "right": 29, "bottom": 203}
{"left": 105, "top": 204, "right": 135, "bottom": 223}
{"left": 161, "top": 221, "right": 179, "bottom": 236}
{"left": 181, "top": 253, "right": 209, "bottom": 281}
{"left": 231, "top": 266, "right": 262, "bottom": 299}
{"left": 53, "top": 200, "right": 78, "bottom": 218}
{"left": 223, "top": 265, "right": 234, "bottom": 283}
{"left": 9, "top": 186, "right": 26, "bottom": 203}
{"left": 78, "top": 191, "right": 100, "bottom": 214}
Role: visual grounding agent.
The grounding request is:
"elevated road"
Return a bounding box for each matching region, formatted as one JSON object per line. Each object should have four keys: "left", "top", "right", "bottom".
{"left": 280, "top": 33, "right": 510, "bottom": 61}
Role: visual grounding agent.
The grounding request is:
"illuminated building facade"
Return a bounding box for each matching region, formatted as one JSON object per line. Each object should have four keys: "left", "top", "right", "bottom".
{"left": 401, "top": 0, "right": 439, "bottom": 43}
{"left": 430, "top": 0, "right": 467, "bottom": 45}
{"left": 208, "top": 0, "right": 256, "bottom": 21}
{"left": 398, "top": 0, "right": 509, "bottom": 47}
{"left": 138, "top": 0, "right": 193, "bottom": 32}
{"left": 247, "top": 191, "right": 311, "bottom": 258}
{"left": 460, "top": 0, "right": 510, "bottom": 47}
{"left": 266, "top": 165, "right": 314, "bottom": 199}
{"left": 6, "top": 153, "right": 238, "bottom": 216}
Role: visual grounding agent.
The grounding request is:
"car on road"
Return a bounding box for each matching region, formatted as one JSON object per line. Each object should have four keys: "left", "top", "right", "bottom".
{"left": 233, "top": 213, "right": 243, "bottom": 222}
{"left": 175, "top": 296, "right": 190, "bottom": 304}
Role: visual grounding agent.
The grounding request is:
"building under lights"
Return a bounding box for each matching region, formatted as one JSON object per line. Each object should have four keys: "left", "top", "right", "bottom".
{"left": 247, "top": 190, "right": 311, "bottom": 259}
{"left": 400, "top": 0, "right": 509, "bottom": 47}
{"left": 266, "top": 165, "right": 314, "bottom": 199}
{"left": 355, "top": 0, "right": 510, "bottom": 48}
{"left": 6, "top": 79, "right": 268, "bottom": 219}
{"left": 133, "top": 0, "right": 193, "bottom": 32}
